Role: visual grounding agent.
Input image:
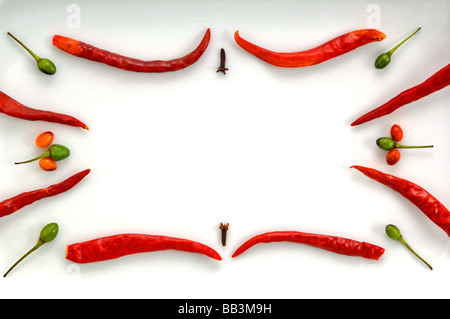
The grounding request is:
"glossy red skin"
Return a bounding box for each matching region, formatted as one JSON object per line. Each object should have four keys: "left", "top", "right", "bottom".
{"left": 53, "top": 29, "right": 211, "bottom": 73}
{"left": 234, "top": 29, "right": 386, "bottom": 68}
{"left": 0, "top": 91, "right": 88, "bottom": 130}
{"left": 66, "top": 233, "right": 222, "bottom": 263}
{"left": 390, "top": 124, "right": 404, "bottom": 142}
{"left": 351, "top": 165, "right": 450, "bottom": 237}
{"left": 232, "top": 231, "right": 384, "bottom": 260}
{"left": 386, "top": 149, "right": 401, "bottom": 165}
{"left": 0, "top": 169, "right": 90, "bottom": 218}
{"left": 352, "top": 64, "right": 450, "bottom": 126}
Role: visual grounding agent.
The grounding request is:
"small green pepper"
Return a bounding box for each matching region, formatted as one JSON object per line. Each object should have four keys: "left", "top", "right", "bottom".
{"left": 374, "top": 27, "right": 421, "bottom": 69}
{"left": 376, "top": 137, "right": 433, "bottom": 151}
{"left": 15, "top": 144, "right": 70, "bottom": 165}
{"left": 7, "top": 32, "right": 57, "bottom": 75}
{"left": 4, "top": 223, "right": 59, "bottom": 277}
{"left": 385, "top": 224, "right": 432, "bottom": 270}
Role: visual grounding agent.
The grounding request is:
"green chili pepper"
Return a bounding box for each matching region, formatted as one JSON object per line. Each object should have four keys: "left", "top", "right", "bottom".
{"left": 7, "top": 32, "right": 57, "bottom": 75}
{"left": 385, "top": 224, "right": 432, "bottom": 270}
{"left": 4, "top": 223, "right": 59, "bottom": 277}
{"left": 374, "top": 27, "right": 421, "bottom": 69}
{"left": 15, "top": 144, "right": 70, "bottom": 165}
{"left": 376, "top": 137, "right": 433, "bottom": 151}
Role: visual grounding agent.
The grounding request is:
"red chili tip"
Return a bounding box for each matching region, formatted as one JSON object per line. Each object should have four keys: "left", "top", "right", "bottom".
{"left": 351, "top": 121, "right": 363, "bottom": 126}
{"left": 52, "top": 35, "right": 83, "bottom": 55}
{"left": 377, "top": 32, "right": 387, "bottom": 41}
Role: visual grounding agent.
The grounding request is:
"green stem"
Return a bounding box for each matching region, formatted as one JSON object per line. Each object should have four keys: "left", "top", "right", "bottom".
{"left": 7, "top": 32, "right": 41, "bottom": 62}
{"left": 3, "top": 240, "right": 44, "bottom": 277}
{"left": 398, "top": 237, "right": 433, "bottom": 270}
{"left": 395, "top": 143, "right": 433, "bottom": 149}
{"left": 15, "top": 150, "right": 50, "bottom": 164}
{"left": 387, "top": 27, "right": 421, "bottom": 56}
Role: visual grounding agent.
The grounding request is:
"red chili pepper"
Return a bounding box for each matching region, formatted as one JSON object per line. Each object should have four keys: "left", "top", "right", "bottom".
{"left": 52, "top": 29, "right": 211, "bottom": 73}
{"left": 66, "top": 233, "right": 222, "bottom": 263}
{"left": 352, "top": 63, "right": 450, "bottom": 126}
{"left": 351, "top": 165, "right": 450, "bottom": 237}
{"left": 232, "top": 231, "right": 384, "bottom": 260}
{"left": 0, "top": 91, "right": 88, "bottom": 130}
{"left": 0, "top": 169, "right": 90, "bottom": 219}
{"left": 234, "top": 29, "right": 386, "bottom": 68}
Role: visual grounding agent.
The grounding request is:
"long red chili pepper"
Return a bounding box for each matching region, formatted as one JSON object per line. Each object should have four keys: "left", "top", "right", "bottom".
{"left": 351, "top": 165, "right": 450, "bottom": 237}
{"left": 52, "top": 29, "right": 211, "bottom": 73}
{"left": 0, "top": 91, "right": 88, "bottom": 130}
{"left": 232, "top": 231, "right": 385, "bottom": 260}
{"left": 66, "top": 233, "right": 222, "bottom": 263}
{"left": 234, "top": 29, "right": 386, "bottom": 68}
{"left": 352, "top": 63, "right": 450, "bottom": 126}
{"left": 0, "top": 169, "right": 90, "bottom": 219}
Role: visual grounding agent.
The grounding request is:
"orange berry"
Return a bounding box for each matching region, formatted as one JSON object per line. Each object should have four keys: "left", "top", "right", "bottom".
{"left": 39, "top": 157, "right": 57, "bottom": 171}
{"left": 36, "top": 131, "right": 54, "bottom": 148}
{"left": 390, "top": 124, "right": 403, "bottom": 142}
{"left": 386, "top": 149, "right": 401, "bottom": 166}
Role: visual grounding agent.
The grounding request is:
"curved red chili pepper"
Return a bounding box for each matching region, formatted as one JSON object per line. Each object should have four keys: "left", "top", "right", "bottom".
{"left": 351, "top": 165, "right": 450, "bottom": 237}
{"left": 0, "top": 91, "right": 88, "bottom": 130}
{"left": 0, "top": 169, "right": 90, "bottom": 219}
{"left": 234, "top": 29, "right": 386, "bottom": 68}
{"left": 52, "top": 29, "right": 211, "bottom": 73}
{"left": 352, "top": 64, "right": 450, "bottom": 126}
{"left": 66, "top": 233, "right": 222, "bottom": 263}
{"left": 232, "top": 231, "right": 384, "bottom": 260}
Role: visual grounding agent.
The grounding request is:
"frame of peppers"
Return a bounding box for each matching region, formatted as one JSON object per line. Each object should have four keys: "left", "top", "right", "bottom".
{"left": 0, "top": 0, "right": 449, "bottom": 300}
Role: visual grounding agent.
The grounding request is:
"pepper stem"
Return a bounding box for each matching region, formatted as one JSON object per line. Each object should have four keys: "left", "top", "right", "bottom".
{"left": 395, "top": 143, "right": 433, "bottom": 149}
{"left": 398, "top": 236, "right": 433, "bottom": 270}
{"left": 3, "top": 239, "right": 44, "bottom": 277}
{"left": 387, "top": 27, "right": 421, "bottom": 56}
{"left": 14, "top": 150, "right": 50, "bottom": 165}
{"left": 7, "top": 32, "right": 41, "bottom": 62}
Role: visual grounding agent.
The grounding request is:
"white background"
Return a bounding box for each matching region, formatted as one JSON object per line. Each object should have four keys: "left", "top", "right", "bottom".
{"left": 0, "top": 0, "right": 449, "bottom": 299}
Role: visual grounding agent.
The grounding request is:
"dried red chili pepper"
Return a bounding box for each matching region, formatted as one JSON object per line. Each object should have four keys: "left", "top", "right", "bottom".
{"left": 352, "top": 63, "right": 450, "bottom": 126}
{"left": 52, "top": 29, "right": 211, "bottom": 73}
{"left": 351, "top": 165, "right": 450, "bottom": 237}
{"left": 66, "top": 233, "right": 222, "bottom": 263}
{"left": 234, "top": 29, "right": 386, "bottom": 68}
{"left": 0, "top": 169, "right": 90, "bottom": 219}
{"left": 232, "top": 231, "right": 384, "bottom": 260}
{"left": 0, "top": 91, "right": 88, "bottom": 130}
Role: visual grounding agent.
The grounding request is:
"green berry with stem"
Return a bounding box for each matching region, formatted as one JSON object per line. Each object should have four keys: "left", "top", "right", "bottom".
{"left": 4, "top": 223, "right": 59, "bottom": 277}
{"left": 15, "top": 144, "right": 70, "bottom": 165}
{"left": 7, "top": 32, "right": 57, "bottom": 75}
{"left": 376, "top": 137, "right": 433, "bottom": 151}
{"left": 375, "top": 27, "right": 421, "bottom": 69}
{"left": 385, "top": 224, "right": 432, "bottom": 270}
